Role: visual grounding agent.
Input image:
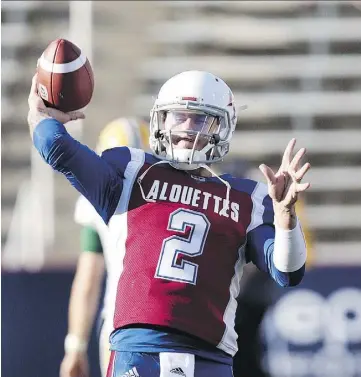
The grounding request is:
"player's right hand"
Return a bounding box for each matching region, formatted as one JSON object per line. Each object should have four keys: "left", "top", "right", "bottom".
{"left": 27, "top": 73, "right": 85, "bottom": 131}
{"left": 60, "top": 352, "right": 89, "bottom": 377}
{"left": 259, "top": 138, "right": 311, "bottom": 210}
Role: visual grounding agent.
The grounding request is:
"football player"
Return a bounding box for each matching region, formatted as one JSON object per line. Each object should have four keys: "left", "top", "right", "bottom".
{"left": 60, "top": 118, "right": 149, "bottom": 377}
{"left": 28, "top": 70, "right": 310, "bottom": 377}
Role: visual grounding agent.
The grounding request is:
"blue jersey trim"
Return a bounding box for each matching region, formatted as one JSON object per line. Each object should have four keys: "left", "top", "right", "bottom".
{"left": 221, "top": 175, "right": 258, "bottom": 196}
{"left": 101, "top": 147, "right": 132, "bottom": 177}
{"left": 262, "top": 194, "right": 274, "bottom": 225}
{"left": 144, "top": 152, "right": 161, "bottom": 165}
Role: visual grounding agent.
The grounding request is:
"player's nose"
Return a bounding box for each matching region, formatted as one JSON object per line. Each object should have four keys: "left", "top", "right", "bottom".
{"left": 180, "top": 117, "right": 196, "bottom": 131}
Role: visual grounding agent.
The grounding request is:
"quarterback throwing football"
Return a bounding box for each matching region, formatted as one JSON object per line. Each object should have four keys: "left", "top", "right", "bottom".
{"left": 28, "top": 70, "right": 310, "bottom": 377}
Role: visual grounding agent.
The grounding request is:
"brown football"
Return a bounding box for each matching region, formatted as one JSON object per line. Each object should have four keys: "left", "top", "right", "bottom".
{"left": 36, "top": 38, "right": 94, "bottom": 112}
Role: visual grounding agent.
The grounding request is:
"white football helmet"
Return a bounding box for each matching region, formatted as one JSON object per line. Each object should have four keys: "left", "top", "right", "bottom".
{"left": 149, "top": 70, "right": 245, "bottom": 170}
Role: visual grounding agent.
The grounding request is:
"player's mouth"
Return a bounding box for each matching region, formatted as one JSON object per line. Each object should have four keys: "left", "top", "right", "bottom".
{"left": 171, "top": 135, "right": 210, "bottom": 151}
{"left": 171, "top": 134, "right": 196, "bottom": 149}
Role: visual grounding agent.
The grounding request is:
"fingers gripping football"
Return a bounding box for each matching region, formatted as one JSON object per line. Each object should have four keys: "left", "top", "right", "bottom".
{"left": 259, "top": 138, "right": 311, "bottom": 209}
{"left": 27, "top": 73, "right": 85, "bottom": 134}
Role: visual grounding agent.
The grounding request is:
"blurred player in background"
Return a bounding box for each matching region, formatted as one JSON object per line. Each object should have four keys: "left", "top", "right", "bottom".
{"left": 60, "top": 118, "right": 149, "bottom": 377}
{"left": 28, "top": 70, "right": 311, "bottom": 377}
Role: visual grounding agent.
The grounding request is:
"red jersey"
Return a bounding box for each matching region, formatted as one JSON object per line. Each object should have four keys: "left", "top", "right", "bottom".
{"left": 107, "top": 148, "right": 273, "bottom": 356}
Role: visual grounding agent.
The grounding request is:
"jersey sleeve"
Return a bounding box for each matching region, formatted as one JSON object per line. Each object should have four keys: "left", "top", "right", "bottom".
{"left": 245, "top": 183, "right": 305, "bottom": 287}
{"left": 33, "top": 118, "right": 132, "bottom": 224}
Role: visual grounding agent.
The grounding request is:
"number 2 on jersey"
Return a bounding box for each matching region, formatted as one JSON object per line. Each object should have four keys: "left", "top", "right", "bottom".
{"left": 155, "top": 208, "right": 210, "bottom": 285}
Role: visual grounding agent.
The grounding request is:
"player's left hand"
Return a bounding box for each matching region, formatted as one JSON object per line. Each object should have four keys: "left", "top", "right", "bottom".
{"left": 27, "top": 73, "right": 85, "bottom": 132}
{"left": 259, "top": 138, "right": 311, "bottom": 211}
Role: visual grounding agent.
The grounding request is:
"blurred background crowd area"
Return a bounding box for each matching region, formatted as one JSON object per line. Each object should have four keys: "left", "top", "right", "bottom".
{"left": 1, "top": 2, "right": 361, "bottom": 377}
{"left": 2, "top": 0, "right": 361, "bottom": 270}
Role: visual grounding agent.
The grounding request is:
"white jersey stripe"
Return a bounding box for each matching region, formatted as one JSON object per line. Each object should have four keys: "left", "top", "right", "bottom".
{"left": 219, "top": 182, "right": 268, "bottom": 355}
{"left": 38, "top": 51, "right": 87, "bottom": 74}
{"left": 218, "top": 243, "right": 246, "bottom": 355}
{"left": 247, "top": 182, "right": 269, "bottom": 233}
{"left": 107, "top": 148, "right": 145, "bottom": 331}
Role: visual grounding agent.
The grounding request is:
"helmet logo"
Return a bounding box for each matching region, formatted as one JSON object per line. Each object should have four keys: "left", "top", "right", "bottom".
{"left": 182, "top": 96, "right": 197, "bottom": 101}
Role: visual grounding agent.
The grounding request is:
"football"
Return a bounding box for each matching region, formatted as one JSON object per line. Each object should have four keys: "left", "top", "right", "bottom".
{"left": 36, "top": 38, "right": 94, "bottom": 112}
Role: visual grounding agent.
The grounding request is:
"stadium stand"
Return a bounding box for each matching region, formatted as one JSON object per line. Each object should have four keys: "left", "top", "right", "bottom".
{"left": 2, "top": 1, "right": 360, "bottom": 267}
{"left": 2, "top": 1, "right": 70, "bottom": 268}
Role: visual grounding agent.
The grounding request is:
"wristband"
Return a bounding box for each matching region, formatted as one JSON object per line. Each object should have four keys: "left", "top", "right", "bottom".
{"left": 273, "top": 218, "right": 307, "bottom": 272}
{"left": 64, "top": 334, "right": 88, "bottom": 353}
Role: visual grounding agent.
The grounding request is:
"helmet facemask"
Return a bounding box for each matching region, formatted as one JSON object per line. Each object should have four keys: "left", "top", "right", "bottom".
{"left": 150, "top": 100, "right": 233, "bottom": 170}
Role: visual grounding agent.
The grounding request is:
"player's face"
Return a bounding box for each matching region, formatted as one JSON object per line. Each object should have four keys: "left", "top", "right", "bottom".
{"left": 162, "top": 110, "right": 220, "bottom": 150}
